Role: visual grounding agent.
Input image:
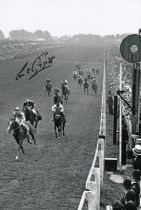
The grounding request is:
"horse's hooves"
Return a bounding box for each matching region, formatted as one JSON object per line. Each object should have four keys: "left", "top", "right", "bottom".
{"left": 28, "top": 141, "right": 32, "bottom": 144}
{"left": 58, "top": 136, "right": 61, "bottom": 139}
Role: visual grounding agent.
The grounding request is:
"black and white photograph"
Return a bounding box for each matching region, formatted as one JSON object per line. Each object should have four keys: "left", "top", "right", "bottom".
{"left": 0, "top": 0, "right": 141, "bottom": 209}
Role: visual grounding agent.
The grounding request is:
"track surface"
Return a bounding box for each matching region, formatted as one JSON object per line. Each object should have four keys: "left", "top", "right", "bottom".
{"left": 0, "top": 42, "right": 104, "bottom": 210}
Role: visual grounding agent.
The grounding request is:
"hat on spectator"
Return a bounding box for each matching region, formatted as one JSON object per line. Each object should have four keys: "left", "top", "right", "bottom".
{"left": 133, "top": 144, "right": 141, "bottom": 155}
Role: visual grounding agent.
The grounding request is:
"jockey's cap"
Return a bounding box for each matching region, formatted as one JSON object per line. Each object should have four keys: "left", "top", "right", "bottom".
{"left": 55, "top": 87, "right": 59, "bottom": 92}
{"left": 15, "top": 107, "right": 20, "bottom": 111}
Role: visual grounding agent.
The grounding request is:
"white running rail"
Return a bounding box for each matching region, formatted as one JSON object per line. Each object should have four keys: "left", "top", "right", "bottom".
{"left": 77, "top": 54, "right": 106, "bottom": 210}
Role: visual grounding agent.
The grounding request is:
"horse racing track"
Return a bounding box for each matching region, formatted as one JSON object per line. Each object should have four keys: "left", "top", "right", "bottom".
{"left": 0, "top": 42, "right": 104, "bottom": 210}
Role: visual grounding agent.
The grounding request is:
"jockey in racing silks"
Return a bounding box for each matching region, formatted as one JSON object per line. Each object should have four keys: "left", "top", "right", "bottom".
{"left": 45, "top": 78, "right": 52, "bottom": 87}
{"left": 91, "top": 77, "right": 97, "bottom": 85}
{"left": 61, "top": 79, "right": 69, "bottom": 92}
{"left": 73, "top": 69, "right": 77, "bottom": 75}
{"left": 11, "top": 107, "right": 29, "bottom": 135}
{"left": 52, "top": 101, "right": 65, "bottom": 120}
{"left": 23, "top": 99, "right": 38, "bottom": 116}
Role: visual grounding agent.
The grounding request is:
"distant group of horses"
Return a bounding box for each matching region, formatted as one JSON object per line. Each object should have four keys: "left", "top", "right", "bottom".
{"left": 73, "top": 66, "right": 100, "bottom": 95}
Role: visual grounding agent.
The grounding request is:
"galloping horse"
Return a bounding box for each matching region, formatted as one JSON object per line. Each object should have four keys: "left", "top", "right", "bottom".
{"left": 78, "top": 76, "right": 83, "bottom": 87}
{"left": 45, "top": 83, "right": 52, "bottom": 95}
{"left": 83, "top": 80, "right": 89, "bottom": 94}
{"left": 23, "top": 107, "right": 41, "bottom": 132}
{"left": 96, "top": 67, "right": 100, "bottom": 75}
{"left": 54, "top": 93, "right": 63, "bottom": 105}
{"left": 91, "top": 83, "right": 97, "bottom": 94}
{"left": 7, "top": 120, "right": 37, "bottom": 159}
{"left": 73, "top": 72, "right": 77, "bottom": 81}
{"left": 61, "top": 85, "right": 70, "bottom": 102}
{"left": 87, "top": 73, "right": 91, "bottom": 80}
{"left": 53, "top": 112, "right": 66, "bottom": 138}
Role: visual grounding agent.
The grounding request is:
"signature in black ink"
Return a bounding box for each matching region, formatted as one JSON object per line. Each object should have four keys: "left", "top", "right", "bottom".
{"left": 16, "top": 52, "right": 55, "bottom": 80}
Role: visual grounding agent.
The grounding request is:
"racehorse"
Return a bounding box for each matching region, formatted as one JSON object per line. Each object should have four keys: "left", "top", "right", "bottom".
{"left": 23, "top": 107, "right": 41, "bottom": 132}
{"left": 7, "top": 120, "right": 37, "bottom": 160}
{"left": 78, "top": 76, "right": 83, "bottom": 87}
{"left": 73, "top": 72, "right": 77, "bottom": 81}
{"left": 45, "top": 83, "right": 52, "bottom": 95}
{"left": 54, "top": 93, "right": 63, "bottom": 105}
{"left": 91, "top": 83, "right": 97, "bottom": 94}
{"left": 92, "top": 67, "right": 95, "bottom": 74}
{"left": 96, "top": 67, "right": 100, "bottom": 75}
{"left": 83, "top": 81, "right": 89, "bottom": 94}
{"left": 53, "top": 112, "right": 66, "bottom": 138}
{"left": 87, "top": 73, "right": 91, "bottom": 80}
{"left": 61, "top": 85, "right": 70, "bottom": 102}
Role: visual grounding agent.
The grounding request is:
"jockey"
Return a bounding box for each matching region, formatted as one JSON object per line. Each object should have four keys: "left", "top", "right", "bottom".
{"left": 91, "top": 77, "right": 97, "bottom": 85}
{"left": 78, "top": 74, "right": 83, "bottom": 80}
{"left": 12, "top": 107, "right": 29, "bottom": 135}
{"left": 45, "top": 78, "right": 52, "bottom": 86}
{"left": 52, "top": 101, "right": 65, "bottom": 119}
{"left": 23, "top": 99, "right": 38, "bottom": 117}
{"left": 73, "top": 69, "right": 77, "bottom": 75}
{"left": 54, "top": 87, "right": 60, "bottom": 94}
{"left": 61, "top": 79, "right": 69, "bottom": 90}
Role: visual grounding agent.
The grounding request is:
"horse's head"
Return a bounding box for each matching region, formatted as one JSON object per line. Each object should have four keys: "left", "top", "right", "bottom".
{"left": 23, "top": 107, "right": 30, "bottom": 121}
{"left": 7, "top": 120, "right": 19, "bottom": 133}
{"left": 54, "top": 111, "right": 62, "bottom": 122}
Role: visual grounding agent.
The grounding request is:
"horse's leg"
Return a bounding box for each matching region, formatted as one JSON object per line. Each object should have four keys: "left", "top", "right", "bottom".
{"left": 26, "top": 134, "right": 32, "bottom": 144}
{"left": 29, "top": 128, "right": 37, "bottom": 145}
{"left": 16, "top": 139, "right": 24, "bottom": 160}
{"left": 58, "top": 126, "right": 61, "bottom": 138}
{"left": 62, "top": 123, "right": 65, "bottom": 136}
{"left": 31, "top": 121, "right": 36, "bottom": 132}
{"left": 20, "top": 145, "right": 25, "bottom": 154}
{"left": 54, "top": 126, "right": 57, "bottom": 138}
{"left": 34, "top": 121, "right": 38, "bottom": 132}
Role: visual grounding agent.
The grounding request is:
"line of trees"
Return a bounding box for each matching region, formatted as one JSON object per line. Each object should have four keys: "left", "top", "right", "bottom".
{"left": 0, "top": 29, "right": 52, "bottom": 41}
{"left": 0, "top": 29, "right": 130, "bottom": 42}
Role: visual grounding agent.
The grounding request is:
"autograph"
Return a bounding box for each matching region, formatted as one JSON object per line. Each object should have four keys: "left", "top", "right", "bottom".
{"left": 16, "top": 52, "right": 55, "bottom": 80}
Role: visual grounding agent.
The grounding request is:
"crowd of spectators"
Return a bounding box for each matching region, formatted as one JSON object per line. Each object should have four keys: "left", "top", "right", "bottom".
{"left": 111, "top": 169, "right": 140, "bottom": 210}
{"left": 106, "top": 44, "right": 141, "bottom": 210}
